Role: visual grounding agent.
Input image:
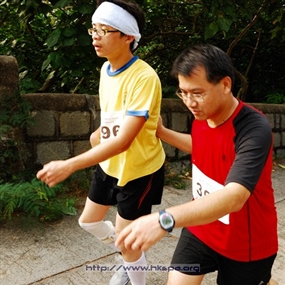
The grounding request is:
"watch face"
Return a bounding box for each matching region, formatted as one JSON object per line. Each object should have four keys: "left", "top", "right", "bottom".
{"left": 160, "top": 213, "right": 174, "bottom": 230}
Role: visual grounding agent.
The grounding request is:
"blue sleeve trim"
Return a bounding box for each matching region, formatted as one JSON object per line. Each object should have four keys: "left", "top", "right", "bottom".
{"left": 126, "top": 110, "right": 149, "bottom": 120}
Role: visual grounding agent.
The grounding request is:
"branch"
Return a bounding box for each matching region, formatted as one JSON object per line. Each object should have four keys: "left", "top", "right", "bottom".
{"left": 72, "top": 77, "right": 85, "bottom": 94}
{"left": 26, "top": 20, "right": 44, "bottom": 48}
{"left": 227, "top": 0, "right": 267, "bottom": 56}
{"left": 167, "top": 0, "right": 205, "bottom": 33}
{"left": 244, "top": 29, "right": 261, "bottom": 79}
{"left": 235, "top": 69, "right": 248, "bottom": 101}
{"left": 236, "top": 29, "right": 261, "bottom": 101}
{"left": 38, "top": 70, "right": 58, "bottom": 93}
{"left": 192, "top": 7, "right": 206, "bottom": 33}
{"left": 0, "top": 10, "right": 8, "bottom": 26}
{"left": 168, "top": 0, "right": 202, "bottom": 5}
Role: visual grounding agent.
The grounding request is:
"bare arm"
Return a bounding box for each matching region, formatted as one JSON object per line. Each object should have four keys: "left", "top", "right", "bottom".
{"left": 166, "top": 182, "right": 250, "bottom": 227}
{"left": 37, "top": 116, "right": 145, "bottom": 187}
{"left": 115, "top": 182, "right": 250, "bottom": 252}
{"left": 90, "top": 127, "right": 101, "bottom": 147}
{"left": 156, "top": 116, "right": 192, "bottom": 154}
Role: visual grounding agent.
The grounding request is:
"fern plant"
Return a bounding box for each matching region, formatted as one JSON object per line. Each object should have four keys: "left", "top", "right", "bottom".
{"left": 265, "top": 92, "right": 285, "bottom": 104}
{"left": 0, "top": 92, "right": 34, "bottom": 182}
{"left": 0, "top": 92, "right": 78, "bottom": 222}
{"left": 0, "top": 178, "right": 76, "bottom": 221}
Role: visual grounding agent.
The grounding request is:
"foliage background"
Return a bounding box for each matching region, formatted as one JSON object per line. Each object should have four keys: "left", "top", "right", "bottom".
{"left": 0, "top": 0, "right": 285, "bottom": 103}
{"left": 0, "top": 0, "right": 284, "bottom": 221}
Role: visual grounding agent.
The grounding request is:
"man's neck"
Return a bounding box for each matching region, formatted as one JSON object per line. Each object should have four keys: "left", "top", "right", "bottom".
{"left": 207, "top": 96, "right": 239, "bottom": 128}
{"left": 108, "top": 52, "right": 134, "bottom": 72}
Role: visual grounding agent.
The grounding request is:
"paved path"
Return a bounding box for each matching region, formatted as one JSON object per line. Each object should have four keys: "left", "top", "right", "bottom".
{"left": 0, "top": 163, "right": 284, "bottom": 285}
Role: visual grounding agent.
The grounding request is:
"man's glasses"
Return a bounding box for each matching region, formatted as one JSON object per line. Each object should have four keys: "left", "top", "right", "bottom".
{"left": 87, "top": 28, "right": 120, "bottom": 37}
{"left": 176, "top": 86, "right": 215, "bottom": 102}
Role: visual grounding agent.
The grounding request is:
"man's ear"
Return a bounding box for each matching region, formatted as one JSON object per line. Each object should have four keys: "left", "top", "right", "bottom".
{"left": 125, "top": 35, "right": 135, "bottom": 44}
{"left": 221, "top": 76, "right": 232, "bottom": 94}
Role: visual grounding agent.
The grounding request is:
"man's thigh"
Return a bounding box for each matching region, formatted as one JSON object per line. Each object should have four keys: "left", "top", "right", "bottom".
{"left": 167, "top": 270, "right": 205, "bottom": 285}
{"left": 117, "top": 165, "right": 164, "bottom": 220}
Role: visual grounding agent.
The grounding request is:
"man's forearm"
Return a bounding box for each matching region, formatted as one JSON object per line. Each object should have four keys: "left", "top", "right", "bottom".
{"left": 158, "top": 126, "right": 192, "bottom": 154}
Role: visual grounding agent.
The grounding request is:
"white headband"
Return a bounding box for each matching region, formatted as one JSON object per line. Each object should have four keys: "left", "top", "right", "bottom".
{"left": 92, "top": 2, "right": 141, "bottom": 50}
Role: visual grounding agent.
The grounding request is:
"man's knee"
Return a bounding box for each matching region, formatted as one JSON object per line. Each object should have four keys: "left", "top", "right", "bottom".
{"left": 167, "top": 271, "right": 204, "bottom": 285}
{"left": 78, "top": 220, "right": 116, "bottom": 244}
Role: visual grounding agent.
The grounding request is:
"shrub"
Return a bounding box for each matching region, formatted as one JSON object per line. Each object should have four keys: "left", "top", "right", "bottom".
{"left": 0, "top": 92, "right": 33, "bottom": 182}
{"left": 265, "top": 92, "right": 285, "bottom": 104}
{"left": 0, "top": 178, "right": 76, "bottom": 222}
{"left": 0, "top": 92, "right": 77, "bottom": 222}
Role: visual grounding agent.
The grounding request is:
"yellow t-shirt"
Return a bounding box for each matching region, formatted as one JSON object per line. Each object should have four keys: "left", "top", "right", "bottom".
{"left": 99, "top": 57, "right": 165, "bottom": 186}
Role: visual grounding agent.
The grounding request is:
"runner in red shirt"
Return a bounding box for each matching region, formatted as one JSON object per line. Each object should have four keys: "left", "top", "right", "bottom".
{"left": 116, "top": 44, "right": 278, "bottom": 285}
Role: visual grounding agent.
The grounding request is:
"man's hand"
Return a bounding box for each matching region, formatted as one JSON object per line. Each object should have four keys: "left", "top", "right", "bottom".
{"left": 156, "top": 116, "right": 164, "bottom": 138}
{"left": 36, "top": 160, "right": 72, "bottom": 187}
{"left": 115, "top": 212, "right": 167, "bottom": 252}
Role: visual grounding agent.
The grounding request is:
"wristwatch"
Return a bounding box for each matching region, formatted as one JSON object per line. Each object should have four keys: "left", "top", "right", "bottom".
{"left": 158, "top": 210, "right": 175, "bottom": 232}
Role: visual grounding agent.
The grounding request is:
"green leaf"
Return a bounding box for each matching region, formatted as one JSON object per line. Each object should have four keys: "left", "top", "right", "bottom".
{"left": 224, "top": 5, "right": 236, "bottom": 19}
{"left": 78, "top": 34, "right": 91, "bottom": 46}
{"left": 49, "top": 51, "right": 58, "bottom": 61}
{"left": 37, "top": 190, "right": 48, "bottom": 201}
{"left": 78, "top": 4, "right": 94, "bottom": 14}
{"left": 70, "top": 69, "right": 83, "bottom": 77}
{"left": 204, "top": 22, "right": 219, "bottom": 40}
{"left": 54, "top": 54, "right": 69, "bottom": 68}
{"left": 62, "top": 27, "right": 75, "bottom": 37}
{"left": 63, "top": 37, "right": 74, "bottom": 46}
{"left": 217, "top": 18, "right": 232, "bottom": 32}
{"left": 54, "top": 0, "right": 71, "bottom": 8}
{"left": 3, "top": 199, "right": 15, "bottom": 219}
{"left": 41, "top": 57, "right": 51, "bottom": 71}
{"left": 271, "top": 26, "right": 282, "bottom": 39}
{"left": 46, "top": 29, "right": 61, "bottom": 48}
{"left": 49, "top": 52, "right": 61, "bottom": 68}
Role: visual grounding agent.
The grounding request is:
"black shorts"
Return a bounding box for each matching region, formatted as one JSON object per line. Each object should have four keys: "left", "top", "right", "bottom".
{"left": 88, "top": 164, "right": 164, "bottom": 220}
{"left": 171, "top": 228, "right": 277, "bottom": 285}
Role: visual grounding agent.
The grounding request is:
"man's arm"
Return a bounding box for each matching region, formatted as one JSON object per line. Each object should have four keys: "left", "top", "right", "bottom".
{"left": 36, "top": 115, "right": 146, "bottom": 187}
{"left": 90, "top": 127, "right": 101, "bottom": 147}
{"left": 115, "top": 182, "right": 250, "bottom": 252}
{"left": 156, "top": 116, "right": 192, "bottom": 154}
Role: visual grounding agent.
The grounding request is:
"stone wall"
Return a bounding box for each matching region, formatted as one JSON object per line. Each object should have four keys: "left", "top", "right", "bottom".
{"left": 23, "top": 93, "right": 100, "bottom": 167}
{"left": 0, "top": 55, "right": 19, "bottom": 97}
{"left": 22, "top": 93, "right": 285, "bottom": 167}
{"left": 1, "top": 55, "right": 285, "bottom": 169}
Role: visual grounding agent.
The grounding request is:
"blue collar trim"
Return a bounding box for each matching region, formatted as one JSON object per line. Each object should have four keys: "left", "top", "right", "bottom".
{"left": 107, "top": 56, "right": 139, "bottom": 76}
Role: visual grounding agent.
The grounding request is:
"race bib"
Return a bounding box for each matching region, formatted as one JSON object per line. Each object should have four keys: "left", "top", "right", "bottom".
{"left": 192, "top": 164, "right": 229, "bottom": 224}
{"left": 100, "top": 111, "right": 123, "bottom": 142}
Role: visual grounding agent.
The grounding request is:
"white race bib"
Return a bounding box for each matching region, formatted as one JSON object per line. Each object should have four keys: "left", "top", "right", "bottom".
{"left": 192, "top": 164, "right": 229, "bottom": 224}
{"left": 100, "top": 111, "right": 123, "bottom": 142}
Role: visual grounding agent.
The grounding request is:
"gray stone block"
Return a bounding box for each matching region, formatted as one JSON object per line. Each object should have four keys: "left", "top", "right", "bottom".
{"left": 37, "top": 141, "right": 70, "bottom": 165}
{"left": 73, "top": 140, "right": 91, "bottom": 156}
{"left": 60, "top": 111, "right": 90, "bottom": 136}
{"left": 26, "top": 110, "right": 55, "bottom": 137}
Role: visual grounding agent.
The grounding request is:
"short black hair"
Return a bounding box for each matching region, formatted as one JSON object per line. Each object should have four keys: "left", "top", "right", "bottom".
{"left": 171, "top": 44, "right": 235, "bottom": 88}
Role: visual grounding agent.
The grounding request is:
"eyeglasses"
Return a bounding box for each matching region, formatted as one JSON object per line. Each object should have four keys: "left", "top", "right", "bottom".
{"left": 87, "top": 28, "right": 120, "bottom": 37}
{"left": 176, "top": 86, "right": 215, "bottom": 102}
